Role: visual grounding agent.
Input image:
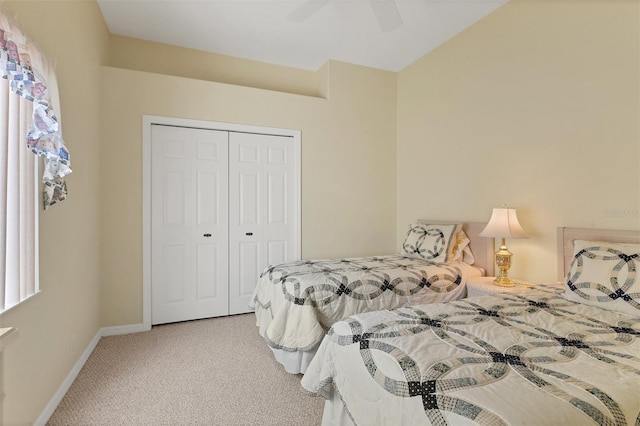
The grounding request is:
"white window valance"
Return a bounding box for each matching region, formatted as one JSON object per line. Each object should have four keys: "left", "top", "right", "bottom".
{"left": 0, "top": 11, "right": 70, "bottom": 208}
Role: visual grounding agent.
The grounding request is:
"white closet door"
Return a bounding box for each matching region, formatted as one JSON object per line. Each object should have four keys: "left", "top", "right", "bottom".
{"left": 229, "top": 132, "right": 298, "bottom": 315}
{"left": 151, "top": 125, "right": 229, "bottom": 325}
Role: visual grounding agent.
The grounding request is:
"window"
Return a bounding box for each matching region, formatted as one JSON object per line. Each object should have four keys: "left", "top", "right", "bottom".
{"left": 0, "top": 12, "right": 70, "bottom": 313}
{"left": 0, "top": 76, "right": 38, "bottom": 313}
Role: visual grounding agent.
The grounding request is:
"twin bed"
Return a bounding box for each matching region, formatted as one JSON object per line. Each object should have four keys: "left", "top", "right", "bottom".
{"left": 250, "top": 221, "right": 495, "bottom": 374}
{"left": 300, "top": 226, "right": 640, "bottom": 425}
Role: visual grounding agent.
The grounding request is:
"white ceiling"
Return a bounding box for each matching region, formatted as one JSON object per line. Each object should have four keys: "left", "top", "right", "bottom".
{"left": 97, "top": 0, "right": 509, "bottom": 72}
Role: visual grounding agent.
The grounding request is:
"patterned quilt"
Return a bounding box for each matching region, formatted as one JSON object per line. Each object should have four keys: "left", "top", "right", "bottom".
{"left": 301, "top": 284, "right": 640, "bottom": 425}
{"left": 250, "top": 255, "right": 481, "bottom": 352}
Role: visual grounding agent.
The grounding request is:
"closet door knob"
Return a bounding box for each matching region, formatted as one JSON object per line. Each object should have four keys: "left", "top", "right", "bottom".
{"left": 204, "top": 233, "right": 212, "bottom": 237}
{"left": 245, "top": 232, "right": 254, "bottom": 236}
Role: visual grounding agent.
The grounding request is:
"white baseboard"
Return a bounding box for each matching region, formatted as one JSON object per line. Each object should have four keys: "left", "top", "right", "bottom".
{"left": 101, "top": 322, "right": 150, "bottom": 337}
{"left": 33, "top": 330, "right": 101, "bottom": 426}
{"left": 34, "top": 322, "right": 148, "bottom": 425}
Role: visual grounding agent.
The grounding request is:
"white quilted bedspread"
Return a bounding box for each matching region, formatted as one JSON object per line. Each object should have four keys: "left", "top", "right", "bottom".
{"left": 302, "top": 284, "right": 640, "bottom": 425}
{"left": 251, "top": 255, "right": 481, "bottom": 352}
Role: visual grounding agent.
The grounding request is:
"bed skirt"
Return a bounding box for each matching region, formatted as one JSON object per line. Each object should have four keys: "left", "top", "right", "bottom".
{"left": 269, "top": 345, "right": 318, "bottom": 374}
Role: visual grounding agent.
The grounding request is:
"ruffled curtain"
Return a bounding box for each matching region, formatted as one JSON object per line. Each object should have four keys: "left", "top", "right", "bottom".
{"left": 0, "top": 11, "right": 70, "bottom": 208}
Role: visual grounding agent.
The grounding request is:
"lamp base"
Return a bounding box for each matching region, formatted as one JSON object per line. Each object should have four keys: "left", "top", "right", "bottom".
{"left": 493, "top": 242, "right": 514, "bottom": 287}
{"left": 492, "top": 275, "right": 515, "bottom": 287}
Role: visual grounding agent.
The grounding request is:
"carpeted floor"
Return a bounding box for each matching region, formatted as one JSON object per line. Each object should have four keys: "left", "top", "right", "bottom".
{"left": 47, "top": 313, "right": 325, "bottom": 425}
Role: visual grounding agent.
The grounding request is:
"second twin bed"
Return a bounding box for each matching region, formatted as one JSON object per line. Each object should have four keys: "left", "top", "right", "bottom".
{"left": 251, "top": 221, "right": 495, "bottom": 373}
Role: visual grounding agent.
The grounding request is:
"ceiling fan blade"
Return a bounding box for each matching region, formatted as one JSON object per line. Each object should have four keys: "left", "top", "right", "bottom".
{"left": 287, "top": 0, "right": 330, "bottom": 22}
{"left": 369, "top": 0, "right": 403, "bottom": 32}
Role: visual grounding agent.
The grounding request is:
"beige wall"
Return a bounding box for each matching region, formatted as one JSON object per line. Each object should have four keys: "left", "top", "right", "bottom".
{"left": 397, "top": 1, "right": 640, "bottom": 283}
{"left": 0, "top": 0, "right": 109, "bottom": 424}
{"left": 107, "top": 35, "right": 330, "bottom": 98}
{"left": 99, "top": 60, "right": 397, "bottom": 326}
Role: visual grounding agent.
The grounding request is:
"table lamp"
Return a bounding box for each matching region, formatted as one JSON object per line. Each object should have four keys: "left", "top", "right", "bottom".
{"left": 479, "top": 207, "right": 529, "bottom": 287}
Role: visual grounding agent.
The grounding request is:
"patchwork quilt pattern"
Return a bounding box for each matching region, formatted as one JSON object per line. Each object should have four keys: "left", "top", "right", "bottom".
{"left": 302, "top": 285, "right": 640, "bottom": 425}
{"left": 251, "top": 255, "right": 479, "bottom": 352}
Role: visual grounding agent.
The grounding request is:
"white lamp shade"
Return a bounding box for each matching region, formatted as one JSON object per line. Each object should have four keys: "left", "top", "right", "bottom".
{"left": 479, "top": 207, "right": 529, "bottom": 238}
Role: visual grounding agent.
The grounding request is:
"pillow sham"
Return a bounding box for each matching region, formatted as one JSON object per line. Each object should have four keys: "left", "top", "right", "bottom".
{"left": 401, "top": 223, "right": 469, "bottom": 264}
{"left": 563, "top": 239, "right": 640, "bottom": 317}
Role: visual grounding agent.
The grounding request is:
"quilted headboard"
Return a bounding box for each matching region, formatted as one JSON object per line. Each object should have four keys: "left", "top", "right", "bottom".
{"left": 557, "top": 227, "right": 640, "bottom": 282}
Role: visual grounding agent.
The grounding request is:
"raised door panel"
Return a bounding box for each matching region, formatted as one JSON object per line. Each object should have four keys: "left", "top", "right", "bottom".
{"left": 239, "top": 172, "right": 260, "bottom": 226}
{"left": 237, "top": 241, "right": 261, "bottom": 303}
{"left": 267, "top": 240, "right": 286, "bottom": 267}
{"left": 267, "top": 173, "right": 286, "bottom": 225}
{"left": 196, "top": 171, "right": 220, "bottom": 226}
{"left": 163, "top": 245, "right": 186, "bottom": 303}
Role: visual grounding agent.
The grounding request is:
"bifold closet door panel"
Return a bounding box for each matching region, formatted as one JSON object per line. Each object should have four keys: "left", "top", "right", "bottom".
{"left": 151, "top": 125, "right": 230, "bottom": 325}
{"left": 228, "top": 132, "right": 298, "bottom": 315}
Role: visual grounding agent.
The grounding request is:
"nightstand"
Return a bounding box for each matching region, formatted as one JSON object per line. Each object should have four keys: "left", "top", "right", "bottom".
{"left": 466, "top": 276, "right": 535, "bottom": 297}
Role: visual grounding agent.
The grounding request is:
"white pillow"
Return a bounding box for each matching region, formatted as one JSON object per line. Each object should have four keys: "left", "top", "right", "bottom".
{"left": 563, "top": 239, "right": 640, "bottom": 317}
{"left": 401, "top": 223, "right": 469, "bottom": 263}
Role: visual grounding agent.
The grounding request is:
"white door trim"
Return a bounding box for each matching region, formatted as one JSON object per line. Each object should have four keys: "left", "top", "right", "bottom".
{"left": 142, "top": 115, "right": 301, "bottom": 329}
